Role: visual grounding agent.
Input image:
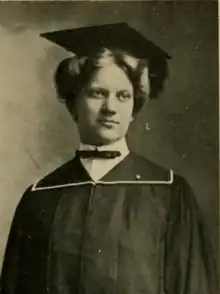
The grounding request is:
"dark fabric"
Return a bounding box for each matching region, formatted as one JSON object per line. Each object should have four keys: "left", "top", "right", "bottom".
{"left": 35, "top": 152, "right": 171, "bottom": 186}
{"left": 40, "top": 23, "right": 171, "bottom": 59}
{"left": 0, "top": 153, "right": 218, "bottom": 294}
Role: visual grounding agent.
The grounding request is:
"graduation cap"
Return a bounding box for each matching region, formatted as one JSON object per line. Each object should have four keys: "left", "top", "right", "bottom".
{"left": 41, "top": 23, "right": 171, "bottom": 101}
{"left": 40, "top": 22, "right": 171, "bottom": 60}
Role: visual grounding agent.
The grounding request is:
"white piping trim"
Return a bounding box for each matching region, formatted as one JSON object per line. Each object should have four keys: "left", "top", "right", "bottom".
{"left": 31, "top": 170, "right": 174, "bottom": 191}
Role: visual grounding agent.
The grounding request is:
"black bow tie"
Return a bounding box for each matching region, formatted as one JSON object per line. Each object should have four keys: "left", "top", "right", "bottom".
{"left": 76, "top": 150, "right": 121, "bottom": 159}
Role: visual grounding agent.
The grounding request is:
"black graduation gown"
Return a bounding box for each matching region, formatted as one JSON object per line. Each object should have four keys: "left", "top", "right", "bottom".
{"left": 0, "top": 152, "right": 218, "bottom": 294}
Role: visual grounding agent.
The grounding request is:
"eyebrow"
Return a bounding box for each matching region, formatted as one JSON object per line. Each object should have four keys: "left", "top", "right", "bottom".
{"left": 86, "top": 85, "right": 133, "bottom": 98}
{"left": 117, "top": 89, "right": 132, "bottom": 94}
{"left": 88, "top": 86, "right": 106, "bottom": 90}
{"left": 87, "top": 86, "right": 108, "bottom": 92}
{"left": 88, "top": 86, "right": 132, "bottom": 93}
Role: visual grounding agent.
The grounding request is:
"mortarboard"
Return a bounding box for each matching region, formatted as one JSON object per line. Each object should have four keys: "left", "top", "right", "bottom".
{"left": 40, "top": 22, "right": 171, "bottom": 60}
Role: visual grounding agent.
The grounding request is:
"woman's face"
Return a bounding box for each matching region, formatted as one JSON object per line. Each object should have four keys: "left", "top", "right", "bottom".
{"left": 74, "top": 63, "right": 134, "bottom": 145}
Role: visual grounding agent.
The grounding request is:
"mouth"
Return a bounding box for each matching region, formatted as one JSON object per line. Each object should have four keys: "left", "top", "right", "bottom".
{"left": 98, "top": 118, "right": 119, "bottom": 127}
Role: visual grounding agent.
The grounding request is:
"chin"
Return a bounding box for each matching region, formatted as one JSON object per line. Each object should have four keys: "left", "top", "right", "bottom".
{"left": 95, "top": 131, "right": 122, "bottom": 145}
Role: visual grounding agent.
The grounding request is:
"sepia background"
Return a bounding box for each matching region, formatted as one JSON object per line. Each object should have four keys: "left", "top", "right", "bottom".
{"left": 0, "top": 1, "right": 218, "bottom": 269}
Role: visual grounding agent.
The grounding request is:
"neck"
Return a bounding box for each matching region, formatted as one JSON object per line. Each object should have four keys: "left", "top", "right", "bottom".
{"left": 80, "top": 138, "right": 117, "bottom": 147}
{"left": 79, "top": 137, "right": 130, "bottom": 154}
{"left": 80, "top": 137, "right": 125, "bottom": 147}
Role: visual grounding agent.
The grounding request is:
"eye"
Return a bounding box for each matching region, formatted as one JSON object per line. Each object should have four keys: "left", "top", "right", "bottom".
{"left": 117, "top": 91, "right": 132, "bottom": 102}
{"left": 87, "top": 88, "right": 106, "bottom": 99}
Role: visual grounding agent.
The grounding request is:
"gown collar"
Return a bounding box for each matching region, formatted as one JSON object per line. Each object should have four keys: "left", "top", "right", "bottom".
{"left": 31, "top": 152, "right": 174, "bottom": 191}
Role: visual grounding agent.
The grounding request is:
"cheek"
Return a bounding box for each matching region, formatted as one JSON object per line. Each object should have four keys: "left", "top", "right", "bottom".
{"left": 77, "top": 98, "right": 103, "bottom": 122}
{"left": 119, "top": 101, "right": 134, "bottom": 123}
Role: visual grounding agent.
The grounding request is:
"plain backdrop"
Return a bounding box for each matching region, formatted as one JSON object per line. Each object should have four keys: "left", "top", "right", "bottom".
{"left": 0, "top": 1, "right": 218, "bottom": 269}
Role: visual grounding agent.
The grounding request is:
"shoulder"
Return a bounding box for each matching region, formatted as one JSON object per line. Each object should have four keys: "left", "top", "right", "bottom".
{"left": 129, "top": 152, "right": 196, "bottom": 202}
{"left": 13, "top": 158, "right": 78, "bottom": 214}
{"left": 31, "top": 157, "right": 83, "bottom": 190}
{"left": 128, "top": 152, "right": 173, "bottom": 183}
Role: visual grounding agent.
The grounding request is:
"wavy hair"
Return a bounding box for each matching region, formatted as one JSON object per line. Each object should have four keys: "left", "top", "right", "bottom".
{"left": 54, "top": 47, "right": 168, "bottom": 116}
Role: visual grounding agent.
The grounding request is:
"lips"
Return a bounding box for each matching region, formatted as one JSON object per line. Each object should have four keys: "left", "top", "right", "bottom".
{"left": 98, "top": 118, "right": 119, "bottom": 127}
{"left": 98, "top": 118, "right": 119, "bottom": 124}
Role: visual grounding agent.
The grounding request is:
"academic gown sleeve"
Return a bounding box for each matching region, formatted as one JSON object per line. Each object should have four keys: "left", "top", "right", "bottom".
{"left": 164, "top": 176, "right": 218, "bottom": 294}
{"left": 0, "top": 187, "right": 31, "bottom": 294}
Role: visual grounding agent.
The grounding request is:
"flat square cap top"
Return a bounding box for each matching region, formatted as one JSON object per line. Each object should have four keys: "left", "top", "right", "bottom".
{"left": 40, "top": 22, "right": 171, "bottom": 60}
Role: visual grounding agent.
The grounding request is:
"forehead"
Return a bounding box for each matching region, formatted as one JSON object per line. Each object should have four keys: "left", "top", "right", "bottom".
{"left": 89, "top": 64, "right": 133, "bottom": 91}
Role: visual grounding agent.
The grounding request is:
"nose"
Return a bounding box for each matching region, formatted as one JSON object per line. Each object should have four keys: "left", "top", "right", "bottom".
{"left": 102, "top": 94, "right": 117, "bottom": 115}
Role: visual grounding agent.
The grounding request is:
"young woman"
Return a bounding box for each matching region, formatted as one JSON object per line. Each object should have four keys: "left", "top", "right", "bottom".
{"left": 0, "top": 23, "right": 217, "bottom": 294}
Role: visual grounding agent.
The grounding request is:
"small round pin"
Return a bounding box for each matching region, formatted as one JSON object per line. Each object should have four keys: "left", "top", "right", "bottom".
{"left": 135, "top": 174, "right": 141, "bottom": 180}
